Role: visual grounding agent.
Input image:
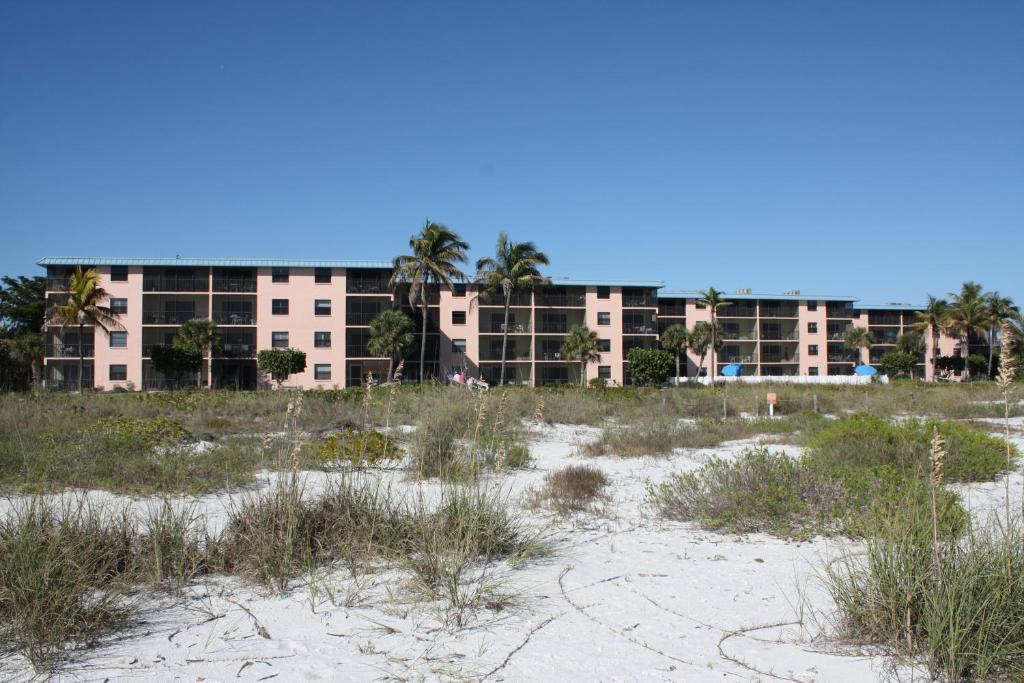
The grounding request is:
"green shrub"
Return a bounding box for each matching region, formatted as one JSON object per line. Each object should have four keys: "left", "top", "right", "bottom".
{"left": 648, "top": 448, "right": 844, "bottom": 538}
{"left": 626, "top": 347, "right": 673, "bottom": 386}
{"left": 316, "top": 427, "right": 403, "bottom": 467}
{"left": 530, "top": 464, "right": 609, "bottom": 515}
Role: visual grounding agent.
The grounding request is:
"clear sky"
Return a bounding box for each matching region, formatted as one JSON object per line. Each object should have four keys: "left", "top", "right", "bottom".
{"left": 2, "top": 1, "right": 1021, "bottom": 303}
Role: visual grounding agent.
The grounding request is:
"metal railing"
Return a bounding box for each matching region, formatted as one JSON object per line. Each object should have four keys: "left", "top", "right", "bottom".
{"left": 623, "top": 324, "right": 657, "bottom": 334}
{"left": 721, "top": 331, "right": 757, "bottom": 340}
{"left": 760, "top": 307, "right": 799, "bottom": 318}
{"left": 45, "top": 344, "right": 94, "bottom": 357}
{"left": 45, "top": 278, "right": 71, "bottom": 291}
{"left": 217, "top": 343, "right": 256, "bottom": 358}
{"left": 623, "top": 296, "right": 654, "bottom": 307}
{"left": 478, "top": 293, "right": 532, "bottom": 307}
{"left": 142, "top": 312, "right": 203, "bottom": 325}
{"left": 760, "top": 329, "right": 800, "bottom": 340}
{"left": 721, "top": 306, "right": 757, "bottom": 318}
{"left": 143, "top": 277, "right": 209, "bottom": 292}
{"left": 537, "top": 322, "right": 569, "bottom": 334}
{"left": 346, "top": 312, "right": 386, "bottom": 326}
{"left": 486, "top": 322, "right": 531, "bottom": 333}
{"left": 347, "top": 281, "right": 392, "bottom": 295}
{"left": 537, "top": 294, "right": 586, "bottom": 307}
{"left": 213, "top": 313, "right": 256, "bottom": 325}
{"left": 212, "top": 278, "right": 257, "bottom": 293}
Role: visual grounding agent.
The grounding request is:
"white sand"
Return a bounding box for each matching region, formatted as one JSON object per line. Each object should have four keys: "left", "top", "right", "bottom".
{"left": 2, "top": 421, "right": 1022, "bottom": 682}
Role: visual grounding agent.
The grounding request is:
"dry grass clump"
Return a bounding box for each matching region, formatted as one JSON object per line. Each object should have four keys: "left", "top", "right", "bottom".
{"left": 529, "top": 464, "right": 610, "bottom": 515}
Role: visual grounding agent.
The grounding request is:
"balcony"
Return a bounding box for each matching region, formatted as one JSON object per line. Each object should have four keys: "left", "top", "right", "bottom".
{"left": 760, "top": 328, "right": 800, "bottom": 341}
{"left": 623, "top": 322, "right": 657, "bottom": 334}
{"left": 212, "top": 277, "right": 257, "bottom": 293}
{"left": 760, "top": 303, "right": 799, "bottom": 318}
{"left": 827, "top": 327, "right": 852, "bottom": 341}
{"left": 484, "top": 321, "right": 531, "bottom": 334}
{"left": 478, "top": 293, "right": 532, "bottom": 307}
{"left": 623, "top": 296, "right": 655, "bottom": 308}
{"left": 537, "top": 294, "right": 586, "bottom": 307}
{"left": 721, "top": 327, "right": 757, "bottom": 340}
{"left": 658, "top": 301, "right": 687, "bottom": 317}
{"left": 720, "top": 303, "right": 757, "bottom": 318}
{"left": 347, "top": 276, "right": 392, "bottom": 295}
{"left": 143, "top": 276, "right": 209, "bottom": 293}
{"left": 212, "top": 312, "right": 256, "bottom": 325}
{"left": 480, "top": 347, "right": 532, "bottom": 362}
{"left": 217, "top": 343, "right": 256, "bottom": 358}
{"left": 537, "top": 321, "right": 568, "bottom": 334}
{"left": 827, "top": 352, "right": 859, "bottom": 363}
{"left": 761, "top": 354, "right": 800, "bottom": 364}
{"left": 45, "top": 278, "right": 71, "bottom": 291}
{"left": 826, "top": 303, "right": 856, "bottom": 318}
{"left": 143, "top": 311, "right": 202, "bottom": 325}
{"left": 345, "top": 345, "right": 384, "bottom": 358}
{"left": 869, "top": 313, "right": 903, "bottom": 326}
{"left": 45, "top": 344, "right": 94, "bottom": 358}
{"left": 719, "top": 353, "right": 757, "bottom": 364}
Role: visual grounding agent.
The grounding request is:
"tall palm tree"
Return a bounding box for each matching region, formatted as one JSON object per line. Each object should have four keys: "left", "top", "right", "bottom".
{"left": 844, "top": 326, "right": 875, "bottom": 367}
{"left": 985, "top": 292, "right": 1018, "bottom": 379}
{"left": 909, "top": 295, "right": 949, "bottom": 377}
{"left": 175, "top": 319, "right": 221, "bottom": 387}
{"left": 946, "top": 283, "right": 991, "bottom": 381}
{"left": 48, "top": 267, "right": 122, "bottom": 392}
{"left": 474, "top": 232, "right": 550, "bottom": 385}
{"left": 390, "top": 221, "right": 469, "bottom": 382}
{"left": 561, "top": 325, "right": 601, "bottom": 387}
{"left": 368, "top": 309, "right": 415, "bottom": 380}
{"left": 688, "top": 321, "right": 717, "bottom": 378}
{"left": 697, "top": 288, "right": 731, "bottom": 378}
{"left": 660, "top": 323, "right": 689, "bottom": 382}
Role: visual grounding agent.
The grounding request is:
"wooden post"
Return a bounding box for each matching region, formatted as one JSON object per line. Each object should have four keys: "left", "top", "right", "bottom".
{"left": 767, "top": 392, "right": 778, "bottom": 417}
{"left": 813, "top": 393, "right": 818, "bottom": 414}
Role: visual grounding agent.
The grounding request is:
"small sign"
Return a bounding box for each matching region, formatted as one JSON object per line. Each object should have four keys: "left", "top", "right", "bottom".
{"left": 766, "top": 392, "right": 778, "bottom": 406}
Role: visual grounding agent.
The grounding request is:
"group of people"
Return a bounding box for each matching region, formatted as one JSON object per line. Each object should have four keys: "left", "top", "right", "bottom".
{"left": 449, "top": 371, "right": 489, "bottom": 391}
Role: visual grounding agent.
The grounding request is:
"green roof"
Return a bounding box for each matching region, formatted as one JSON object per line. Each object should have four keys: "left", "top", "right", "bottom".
{"left": 38, "top": 256, "right": 393, "bottom": 269}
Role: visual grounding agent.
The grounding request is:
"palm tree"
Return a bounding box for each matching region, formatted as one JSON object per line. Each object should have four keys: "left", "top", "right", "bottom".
{"left": 844, "top": 326, "right": 875, "bottom": 367}
{"left": 368, "top": 309, "right": 415, "bottom": 380}
{"left": 561, "top": 325, "right": 601, "bottom": 387}
{"left": 48, "top": 267, "right": 122, "bottom": 392}
{"left": 2, "top": 332, "right": 43, "bottom": 389}
{"left": 985, "top": 292, "right": 1018, "bottom": 379}
{"left": 946, "top": 283, "right": 991, "bottom": 381}
{"left": 390, "top": 221, "right": 469, "bottom": 382}
{"left": 174, "top": 319, "right": 221, "bottom": 387}
{"left": 697, "top": 288, "right": 731, "bottom": 378}
{"left": 909, "top": 295, "right": 949, "bottom": 377}
{"left": 688, "top": 321, "right": 716, "bottom": 378}
{"left": 474, "top": 232, "right": 550, "bottom": 385}
{"left": 660, "top": 323, "right": 689, "bottom": 382}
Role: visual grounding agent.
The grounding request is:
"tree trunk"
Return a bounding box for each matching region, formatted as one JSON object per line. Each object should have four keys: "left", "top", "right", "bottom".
{"left": 709, "top": 313, "right": 716, "bottom": 379}
{"left": 580, "top": 360, "right": 586, "bottom": 387}
{"left": 675, "top": 352, "right": 680, "bottom": 382}
{"left": 77, "top": 321, "right": 85, "bottom": 394}
{"left": 697, "top": 349, "right": 708, "bottom": 379}
{"left": 963, "top": 335, "right": 971, "bottom": 381}
{"left": 419, "top": 302, "right": 428, "bottom": 383}
{"left": 387, "top": 356, "right": 394, "bottom": 382}
{"left": 500, "top": 299, "right": 511, "bottom": 386}
{"left": 988, "top": 328, "right": 995, "bottom": 379}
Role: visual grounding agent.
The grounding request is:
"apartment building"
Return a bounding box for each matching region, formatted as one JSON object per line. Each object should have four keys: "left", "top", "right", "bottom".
{"left": 40, "top": 257, "right": 958, "bottom": 390}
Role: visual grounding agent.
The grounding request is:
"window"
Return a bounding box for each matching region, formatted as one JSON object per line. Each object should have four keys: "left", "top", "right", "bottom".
{"left": 110, "top": 298, "right": 128, "bottom": 315}
{"left": 110, "top": 266, "right": 128, "bottom": 282}
{"left": 807, "top": 322, "right": 818, "bottom": 334}
{"left": 314, "top": 364, "right": 331, "bottom": 381}
{"left": 272, "top": 267, "right": 289, "bottom": 283}
{"left": 452, "top": 311, "right": 466, "bottom": 325}
{"left": 597, "top": 286, "right": 610, "bottom": 299}
{"left": 272, "top": 331, "right": 289, "bottom": 348}
{"left": 807, "top": 301, "right": 818, "bottom": 312}
{"left": 598, "top": 312, "right": 611, "bottom": 326}
{"left": 598, "top": 365, "right": 611, "bottom": 379}
{"left": 809, "top": 367, "right": 820, "bottom": 376}
{"left": 808, "top": 344, "right": 819, "bottom": 356}
{"left": 314, "top": 331, "right": 331, "bottom": 348}
{"left": 695, "top": 302, "right": 707, "bottom": 309}
{"left": 315, "top": 299, "right": 332, "bottom": 316}
{"left": 452, "top": 283, "right": 466, "bottom": 297}
{"left": 598, "top": 339, "right": 611, "bottom": 353}
{"left": 109, "top": 331, "right": 127, "bottom": 348}
{"left": 272, "top": 299, "right": 289, "bottom": 315}
{"left": 452, "top": 339, "right": 467, "bottom": 354}
{"left": 109, "top": 364, "right": 127, "bottom": 381}
{"left": 315, "top": 268, "right": 332, "bottom": 283}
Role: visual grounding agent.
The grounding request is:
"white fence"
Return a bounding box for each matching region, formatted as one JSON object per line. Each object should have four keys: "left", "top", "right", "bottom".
{"left": 677, "top": 375, "right": 886, "bottom": 386}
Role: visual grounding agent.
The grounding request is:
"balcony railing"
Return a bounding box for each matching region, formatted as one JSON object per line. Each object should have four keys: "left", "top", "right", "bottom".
{"left": 623, "top": 296, "right": 654, "bottom": 307}
{"left": 213, "top": 313, "right": 257, "bottom": 325}
{"left": 537, "top": 294, "right": 586, "bottom": 307}
{"left": 143, "top": 277, "right": 209, "bottom": 292}
{"left": 721, "top": 331, "right": 757, "bottom": 340}
{"left": 721, "top": 305, "right": 757, "bottom": 318}
{"left": 346, "top": 280, "right": 391, "bottom": 295}
{"left": 217, "top": 343, "right": 256, "bottom": 358}
{"left": 486, "top": 322, "right": 531, "bottom": 333}
{"left": 45, "top": 379, "right": 94, "bottom": 391}
{"left": 212, "top": 278, "right": 257, "bottom": 293}
{"left": 539, "top": 351, "right": 565, "bottom": 361}
{"left": 760, "top": 329, "right": 800, "bottom": 340}
{"left": 658, "top": 304, "right": 686, "bottom": 317}
{"left": 537, "top": 322, "right": 569, "bottom": 334}
{"left": 346, "top": 312, "right": 386, "bottom": 326}
{"left": 46, "top": 278, "right": 71, "bottom": 291}
{"left": 761, "top": 306, "right": 799, "bottom": 318}
{"left": 761, "top": 355, "right": 800, "bottom": 363}
{"left": 143, "top": 312, "right": 201, "bottom": 325}
{"left": 827, "top": 353, "right": 858, "bottom": 362}
{"left": 479, "top": 293, "right": 532, "bottom": 307}
{"left": 624, "top": 323, "right": 657, "bottom": 334}
{"left": 346, "top": 346, "right": 383, "bottom": 358}
{"left": 45, "top": 344, "right": 94, "bottom": 358}
{"left": 481, "top": 350, "right": 532, "bottom": 361}
{"left": 719, "top": 354, "right": 757, "bottom": 363}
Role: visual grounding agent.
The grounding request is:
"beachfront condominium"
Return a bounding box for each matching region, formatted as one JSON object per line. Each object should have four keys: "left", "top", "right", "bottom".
{"left": 39, "top": 257, "right": 963, "bottom": 391}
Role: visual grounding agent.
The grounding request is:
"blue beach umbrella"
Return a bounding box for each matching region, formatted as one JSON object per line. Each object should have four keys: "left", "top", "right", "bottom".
{"left": 721, "top": 364, "right": 743, "bottom": 377}
{"left": 854, "top": 364, "right": 878, "bottom": 376}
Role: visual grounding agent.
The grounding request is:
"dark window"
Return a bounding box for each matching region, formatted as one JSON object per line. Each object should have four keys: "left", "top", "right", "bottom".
{"left": 314, "top": 331, "right": 331, "bottom": 348}
{"left": 272, "top": 331, "right": 289, "bottom": 348}
{"left": 598, "top": 365, "right": 611, "bottom": 379}
{"left": 597, "top": 286, "right": 610, "bottom": 299}
{"left": 807, "top": 301, "right": 818, "bottom": 311}
{"left": 109, "top": 364, "right": 127, "bottom": 381}
{"left": 315, "top": 268, "right": 332, "bottom": 283}
{"left": 452, "top": 283, "right": 466, "bottom": 297}
{"left": 314, "top": 364, "right": 331, "bottom": 381}
{"left": 452, "top": 339, "right": 467, "bottom": 354}
{"left": 808, "top": 344, "right": 819, "bottom": 356}
{"left": 809, "top": 367, "right": 820, "bottom": 376}
{"left": 272, "top": 267, "right": 289, "bottom": 283}
{"left": 599, "top": 339, "right": 611, "bottom": 352}
{"left": 109, "top": 331, "right": 127, "bottom": 348}
{"left": 807, "top": 322, "right": 818, "bottom": 334}
{"left": 110, "top": 298, "right": 128, "bottom": 315}
{"left": 452, "top": 311, "right": 466, "bottom": 325}
{"left": 598, "top": 312, "right": 611, "bottom": 326}
{"left": 272, "top": 299, "right": 289, "bottom": 315}
{"left": 695, "top": 302, "right": 706, "bottom": 309}
{"left": 110, "top": 266, "right": 128, "bottom": 282}
{"left": 315, "top": 299, "right": 331, "bottom": 316}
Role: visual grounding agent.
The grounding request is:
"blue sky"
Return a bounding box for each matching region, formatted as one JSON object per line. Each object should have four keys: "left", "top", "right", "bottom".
{"left": 2, "top": 1, "right": 1021, "bottom": 303}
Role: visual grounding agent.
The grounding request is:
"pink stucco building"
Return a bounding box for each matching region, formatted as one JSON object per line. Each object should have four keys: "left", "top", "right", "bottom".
{"left": 40, "top": 257, "right": 962, "bottom": 390}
